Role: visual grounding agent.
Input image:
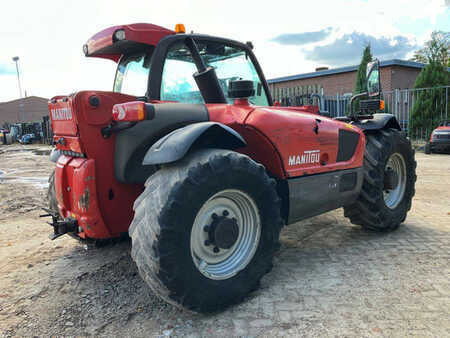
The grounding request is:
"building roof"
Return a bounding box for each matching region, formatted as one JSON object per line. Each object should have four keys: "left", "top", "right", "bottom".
{"left": 267, "top": 59, "right": 430, "bottom": 84}
{"left": 0, "top": 96, "right": 49, "bottom": 124}
{"left": 0, "top": 95, "right": 48, "bottom": 106}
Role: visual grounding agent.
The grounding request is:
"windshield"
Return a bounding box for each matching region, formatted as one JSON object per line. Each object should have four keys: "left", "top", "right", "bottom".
{"left": 160, "top": 41, "right": 269, "bottom": 105}
{"left": 114, "top": 51, "right": 152, "bottom": 96}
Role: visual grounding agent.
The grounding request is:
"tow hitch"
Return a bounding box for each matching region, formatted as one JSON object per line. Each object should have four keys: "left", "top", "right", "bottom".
{"left": 41, "top": 208, "right": 78, "bottom": 240}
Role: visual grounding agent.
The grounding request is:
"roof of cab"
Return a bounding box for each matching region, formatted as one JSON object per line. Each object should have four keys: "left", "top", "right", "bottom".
{"left": 84, "top": 23, "right": 175, "bottom": 62}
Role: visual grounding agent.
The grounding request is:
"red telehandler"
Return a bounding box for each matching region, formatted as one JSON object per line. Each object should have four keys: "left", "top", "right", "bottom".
{"left": 44, "top": 23, "right": 416, "bottom": 312}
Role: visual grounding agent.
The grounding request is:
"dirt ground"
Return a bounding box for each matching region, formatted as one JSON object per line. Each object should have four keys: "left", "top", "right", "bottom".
{"left": 0, "top": 144, "right": 449, "bottom": 337}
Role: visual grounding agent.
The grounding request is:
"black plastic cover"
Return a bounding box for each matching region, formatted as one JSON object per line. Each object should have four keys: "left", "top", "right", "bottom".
{"left": 142, "top": 122, "right": 246, "bottom": 165}
{"left": 354, "top": 113, "right": 401, "bottom": 131}
{"left": 114, "top": 103, "right": 209, "bottom": 183}
{"left": 228, "top": 80, "right": 255, "bottom": 98}
{"left": 337, "top": 129, "right": 360, "bottom": 162}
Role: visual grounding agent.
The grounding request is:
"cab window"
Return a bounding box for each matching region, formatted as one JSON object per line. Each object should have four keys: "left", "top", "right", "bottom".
{"left": 160, "top": 40, "right": 269, "bottom": 105}
{"left": 114, "top": 51, "right": 152, "bottom": 96}
{"left": 160, "top": 43, "right": 203, "bottom": 103}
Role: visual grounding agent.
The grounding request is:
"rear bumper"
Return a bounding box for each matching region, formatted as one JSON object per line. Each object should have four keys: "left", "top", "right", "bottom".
{"left": 55, "top": 155, "right": 111, "bottom": 239}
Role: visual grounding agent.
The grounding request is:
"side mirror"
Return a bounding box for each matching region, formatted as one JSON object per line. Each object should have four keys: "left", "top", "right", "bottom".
{"left": 366, "top": 59, "right": 381, "bottom": 97}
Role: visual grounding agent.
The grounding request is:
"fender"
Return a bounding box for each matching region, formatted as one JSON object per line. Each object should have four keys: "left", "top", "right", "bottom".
{"left": 354, "top": 113, "right": 401, "bottom": 132}
{"left": 143, "top": 122, "right": 246, "bottom": 165}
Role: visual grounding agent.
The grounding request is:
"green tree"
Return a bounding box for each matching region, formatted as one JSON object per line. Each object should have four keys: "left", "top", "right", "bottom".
{"left": 351, "top": 44, "right": 372, "bottom": 114}
{"left": 409, "top": 46, "right": 450, "bottom": 138}
{"left": 410, "top": 31, "right": 449, "bottom": 66}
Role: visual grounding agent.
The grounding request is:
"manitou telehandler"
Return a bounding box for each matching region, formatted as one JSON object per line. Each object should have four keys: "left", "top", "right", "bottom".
{"left": 45, "top": 23, "right": 416, "bottom": 312}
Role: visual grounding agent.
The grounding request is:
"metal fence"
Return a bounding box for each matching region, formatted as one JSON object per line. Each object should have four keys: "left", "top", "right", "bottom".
{"left": 382, "top": 86, "right": 449, "bottom": 140}
{"left": 271, "top": 85, "right": 450, "bottom": 141}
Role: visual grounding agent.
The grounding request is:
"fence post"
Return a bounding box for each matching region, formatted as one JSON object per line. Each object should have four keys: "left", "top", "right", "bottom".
{"left": 336, "top": 93, "right": 340, "bottom": 116}
{"left": 446, "top": 87, "right": 448, "bottom": 121}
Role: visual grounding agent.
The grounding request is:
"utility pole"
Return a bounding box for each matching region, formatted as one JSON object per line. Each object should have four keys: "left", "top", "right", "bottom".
{"left": 12, "top": 56, "right": 24, "bottom": 122}
{"left": 12, "top": 56, "right": 23, "bottom": 98}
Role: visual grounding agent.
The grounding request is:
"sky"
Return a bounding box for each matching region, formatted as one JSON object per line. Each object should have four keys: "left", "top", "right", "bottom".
{"left": 0, "top": 0, "right": 448, "bottom": 102}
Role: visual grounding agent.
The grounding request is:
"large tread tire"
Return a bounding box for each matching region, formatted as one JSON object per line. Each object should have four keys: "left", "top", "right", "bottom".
{"left": 129, "top": 149, "right": 283, "bottom": 312}
{"left": 424, "top": 142, "right": 432, "bottom": 154}
{"left": 344, "top": 129, "right": 416, "bottom": 232}
{"left": 47, "top": 170, "right": 60, "bottom": 216}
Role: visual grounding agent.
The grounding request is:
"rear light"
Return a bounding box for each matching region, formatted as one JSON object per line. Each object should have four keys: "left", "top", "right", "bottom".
{"left": 112, "top": 102, "right": 147, "bottom": 122}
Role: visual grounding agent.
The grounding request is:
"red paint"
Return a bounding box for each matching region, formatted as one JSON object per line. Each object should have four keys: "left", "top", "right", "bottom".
{"left": 86, "top": 23, "right": 175, "bottom": 62}
{"left": 53, "top": 135, "right": 84, "bottom": 154}
{"left": 49, "top": 97, "right": 78, "bottom": 136}
{"left": 430, "top": 124, "right": 450, "bottom": 142}
{"left": 244, "top": 107, "right": 364, "bottom": 177}
{"left": 207, "top": 103, "right": 364, "bottom": 178}
{"left": 278, "top": 105, "right": 320, "bottom": 115}
{"left": 50, "top": 91, "right": 143, "bottom": 239}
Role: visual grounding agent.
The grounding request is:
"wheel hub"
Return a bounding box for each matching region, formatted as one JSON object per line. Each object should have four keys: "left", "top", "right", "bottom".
{"left": 384, "top": 167, "right": 399, "bottom": 190}
{"left": 383, "top": 153, "right": 407, "bottom": 209}
{"left": 190, "top": 189, "right": 261, "bottom": 280}
{"left": 204, "top": 211, "right": 240, "bottom": 251}
{"left": 214, "top": 215, "right": 239, "bottom": 249}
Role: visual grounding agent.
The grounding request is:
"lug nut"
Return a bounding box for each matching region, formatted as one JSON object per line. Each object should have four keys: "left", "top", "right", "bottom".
{"left": 213, "top": 247, "right": 220, "bottom": 253}
{"left": 204, "top": 240, "right": 210, "bottom": 246}
{"left": 223, "top": 210, "right": 229, "bottom": 216}
{"left": 203, "top": 225, "right": 210, "bottom": 232}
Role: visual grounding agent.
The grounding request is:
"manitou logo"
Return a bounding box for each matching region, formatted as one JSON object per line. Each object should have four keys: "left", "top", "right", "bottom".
{"left": 51, "top": 107, "right": 73, "bottom": 121}
{"left": 288, "top": 150, "right": 320, "bottom": 166}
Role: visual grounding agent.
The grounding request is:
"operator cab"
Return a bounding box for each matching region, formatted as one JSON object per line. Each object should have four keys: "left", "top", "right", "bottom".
{"left": 84, "top": 23, "right": 271, "bottom": 106}
{"left": 112, "top": 36, "right": 270, "bottom": 106}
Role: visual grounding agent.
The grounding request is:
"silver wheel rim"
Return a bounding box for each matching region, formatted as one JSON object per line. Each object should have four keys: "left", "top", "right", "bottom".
{"left": 190, "top": 189, "right": 261, "bottom": 280}
{"left": 383, "top": 153, "right": 407, "bottom": 209}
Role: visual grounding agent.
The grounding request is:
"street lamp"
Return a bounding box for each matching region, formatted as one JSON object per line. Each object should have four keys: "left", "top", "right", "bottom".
{"left": 12, "top": 56, "right": 23, "bottom": 98}
{"left": 12, "top": 56, "right": 24, "bottom": 122}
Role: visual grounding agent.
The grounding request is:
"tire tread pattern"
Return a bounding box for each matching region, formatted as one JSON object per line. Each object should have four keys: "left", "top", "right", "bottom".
{"left": 344, "top": 129, "right": 417, "bottom": 232}
{"left": 129, "top": 149, "right": 283, "bottom": 312}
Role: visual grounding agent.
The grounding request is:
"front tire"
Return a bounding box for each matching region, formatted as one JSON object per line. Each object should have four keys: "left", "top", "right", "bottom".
{"left": 425, "top": 142, "right": 432, "bottom": 154}
{"left": 344, "top": 129, "right": 416, "bottom": 232}
{"left": 129, "top": 149, "right": 283, "bottom": 312}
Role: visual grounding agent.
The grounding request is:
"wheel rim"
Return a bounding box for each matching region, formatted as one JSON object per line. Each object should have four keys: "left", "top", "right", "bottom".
{"left": 383, "top": 153, "right": 407, "bottom": 209}
{"left": 190, "top": 189, "right": 261, "bottom": 280}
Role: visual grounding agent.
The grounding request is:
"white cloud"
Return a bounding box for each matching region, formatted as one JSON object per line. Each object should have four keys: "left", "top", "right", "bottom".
{"left": 0, "top": 0, "right": 447, "bottom": 102}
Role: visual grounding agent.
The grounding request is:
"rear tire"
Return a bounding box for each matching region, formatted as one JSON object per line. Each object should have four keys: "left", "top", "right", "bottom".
{"left": 47, "top": 170, "right": 60, "bottom": 216}
{"left": 344, "top": 129, "right": 416, "bottom": 232}
{"left": 425, "top": 142, "right": 432, "bottom": 154}
{"left": 129, "top": 149, "right": 283, "bottom": 312}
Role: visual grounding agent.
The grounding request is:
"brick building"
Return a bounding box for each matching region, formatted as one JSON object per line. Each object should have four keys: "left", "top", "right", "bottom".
{"left": 267, "top": 59, "right": 426, "bottom": 101}
{"left": 0, "top": 96, "right": 49, "bottom": 126}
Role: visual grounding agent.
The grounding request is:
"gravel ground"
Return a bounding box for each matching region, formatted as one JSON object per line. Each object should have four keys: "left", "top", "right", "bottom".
{"left": 0, "top": 144, "right": 449, "bottom": 337}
